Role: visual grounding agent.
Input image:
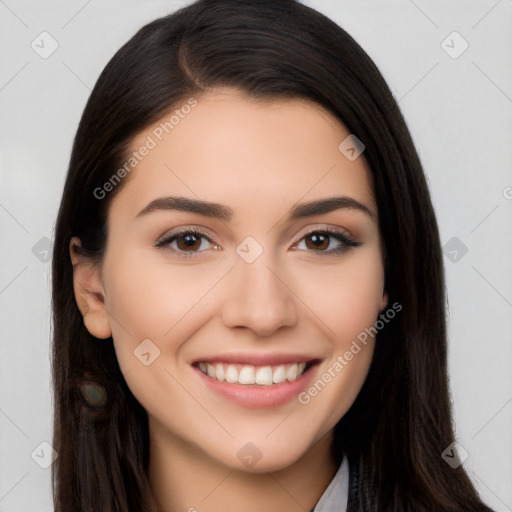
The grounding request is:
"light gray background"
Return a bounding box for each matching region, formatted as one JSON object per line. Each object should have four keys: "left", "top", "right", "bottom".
{"left": 1, "top": 1, "right": 511, "bottom": 511}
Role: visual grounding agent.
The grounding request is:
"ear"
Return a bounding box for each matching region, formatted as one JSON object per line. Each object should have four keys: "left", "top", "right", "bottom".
{"left": 69, "top": 236, "right": 112, "bottom": 339}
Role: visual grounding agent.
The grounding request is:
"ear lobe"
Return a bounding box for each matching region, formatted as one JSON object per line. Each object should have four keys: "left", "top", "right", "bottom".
{"left": 379, "top": 290, "right": 389, "bottom": 313}
{"left": 69, "top": 237, "right": 112, "bottom": 340}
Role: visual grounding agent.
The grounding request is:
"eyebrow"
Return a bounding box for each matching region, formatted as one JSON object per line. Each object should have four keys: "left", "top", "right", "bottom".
{"left": 135, "top": 195, "right": 376, "bottom": 223}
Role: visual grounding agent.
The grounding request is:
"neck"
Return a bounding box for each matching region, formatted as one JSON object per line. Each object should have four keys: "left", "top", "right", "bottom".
{"left": 147, "top": 419, "right": 339, "bottom": 512}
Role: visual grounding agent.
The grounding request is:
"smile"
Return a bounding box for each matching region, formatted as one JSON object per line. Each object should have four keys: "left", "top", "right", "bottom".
{"left": 196, "top": 361, "right": 310, "bottom": 385}
{"left": 192, "top": 358, "right": 319, "bottom": 409}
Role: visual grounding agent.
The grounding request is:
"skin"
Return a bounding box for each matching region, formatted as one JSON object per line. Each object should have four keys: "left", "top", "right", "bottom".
{"left": 70, "top": 88, "right": 387, "bottom": 512}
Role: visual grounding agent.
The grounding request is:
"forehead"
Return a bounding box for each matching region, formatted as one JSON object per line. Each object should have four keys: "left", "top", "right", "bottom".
{"left": 108, "top": 89, "right": 375, "bottom": 220}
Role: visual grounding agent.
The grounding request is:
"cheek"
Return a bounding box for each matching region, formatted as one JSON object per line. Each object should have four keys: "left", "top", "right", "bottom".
{"left": 293, "top": 248, "right": 386, "bottom": 342}
{"left": 292, "top": 249, "right": 384, "bottom": 420}
{"left": 107, "top": 240, "right": 221, "bottom": 315}
{"left": 101, "top": 250, "right": 221, "bottom": 419}
{"left": 102, "top": 248, "right": 224, "bottom": 367}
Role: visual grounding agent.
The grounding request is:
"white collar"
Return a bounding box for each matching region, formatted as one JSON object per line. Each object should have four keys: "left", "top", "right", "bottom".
{"left": 313, "top": 453, "right": 349, "bottom": 512}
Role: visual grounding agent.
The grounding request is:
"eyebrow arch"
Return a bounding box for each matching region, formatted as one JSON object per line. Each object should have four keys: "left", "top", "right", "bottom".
{"left": 136, "top": 196, "right": 233, "bottom": 221}
{"left": 289, "top": 196, "right": 375, "bottom": 223}
{"left": 135, "top": 195, "right": 376, "bottom": 223}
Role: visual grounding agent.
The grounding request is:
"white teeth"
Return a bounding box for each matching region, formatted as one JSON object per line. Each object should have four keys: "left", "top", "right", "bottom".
{"left": 255, "top": 366, "right": 273, "bottom": 386}
{"left": 225, "top": 364, "right": 238, "bottom": 383}
{"left": 206, "top": 363, "right": 216, "bottom": 378}
{"left": 215, "top": 363, "right": 225, "bottom": 381}
{"left": 272, "top": 365, "right": 286, "bottom": 384}
{"left": 238, "top": 366, "right": 255, "bottom": 384}
{"left": 286, "top": 363, "right": 298, "bottom": 381}
{"left": 197, "top": 361, "right": 310, "bottom": 385}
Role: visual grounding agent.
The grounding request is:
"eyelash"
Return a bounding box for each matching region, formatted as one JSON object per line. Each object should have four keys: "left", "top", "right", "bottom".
{"left": 155, "top": 227, "right": 361, "bottom": 259}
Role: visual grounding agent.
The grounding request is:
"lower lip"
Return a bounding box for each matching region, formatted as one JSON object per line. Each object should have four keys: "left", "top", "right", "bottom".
{"left": 192, "top": 364, "right": 318, "bottom": 409}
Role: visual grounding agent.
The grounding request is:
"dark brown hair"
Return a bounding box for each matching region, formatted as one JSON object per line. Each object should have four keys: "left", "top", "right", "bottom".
{"left": 51, "top": 0, "right": 493, "bottom": 510}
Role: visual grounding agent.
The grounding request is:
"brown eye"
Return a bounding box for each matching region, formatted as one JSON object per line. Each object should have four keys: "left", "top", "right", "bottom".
{"left": 155, "top": 229, "right": 217, "bottom": 257}
{"left": 295, "top": 229, "right": 361, "bottom": 256}
{"left": 304, "top": 233, "right": 330, "bottom": 251}
{"left": 176, "top": 233, "right": 202, "bottom": 251}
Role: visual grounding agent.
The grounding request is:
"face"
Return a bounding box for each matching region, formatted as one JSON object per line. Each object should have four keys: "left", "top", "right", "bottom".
{"left": 72, "top": 88, "right": 387, "bottom": 473}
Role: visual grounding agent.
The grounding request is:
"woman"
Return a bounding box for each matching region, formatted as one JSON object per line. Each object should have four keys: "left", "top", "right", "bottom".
{"left": 51, "top": 0, "right": 494, "bottom": 510}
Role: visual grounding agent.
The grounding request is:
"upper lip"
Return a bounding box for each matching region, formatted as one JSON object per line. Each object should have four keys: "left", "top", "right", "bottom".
{"left": 192, "top": 354, "right": 320, "bottom": 367}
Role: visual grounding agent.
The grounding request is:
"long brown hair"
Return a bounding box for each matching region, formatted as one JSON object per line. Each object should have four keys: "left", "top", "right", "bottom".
{"left": 51, "top": 0, "right": 493, "bottom": 510}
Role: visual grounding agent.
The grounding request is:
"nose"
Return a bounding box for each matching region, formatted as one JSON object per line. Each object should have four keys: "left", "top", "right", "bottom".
{"left": 221, "top": 253, "right": 299, "bottom": 337}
